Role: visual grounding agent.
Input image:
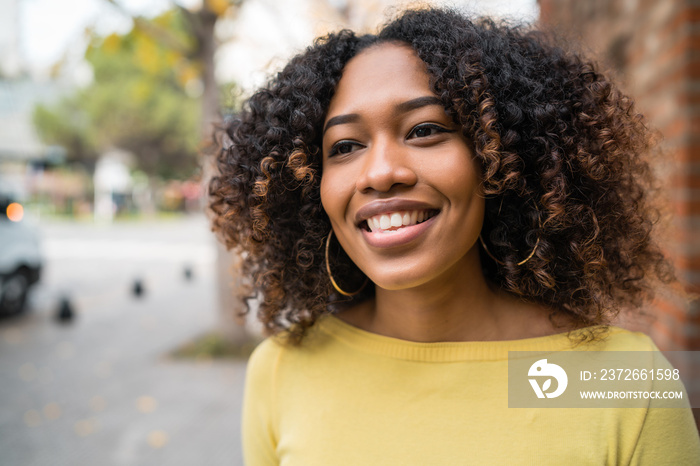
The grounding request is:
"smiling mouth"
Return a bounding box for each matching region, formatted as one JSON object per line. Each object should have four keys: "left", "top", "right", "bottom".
{"left": 359, "top": 209, "right": 439, "bottom": 233}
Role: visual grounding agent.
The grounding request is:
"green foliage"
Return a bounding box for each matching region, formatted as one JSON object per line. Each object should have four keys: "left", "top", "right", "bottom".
{"left": 33, "top": 9, "right": 204, "bottom": 179}
{"left": 33, "top": 99, "right": 99, "bottom": 164}
{"left": 219, "top": 81, "right": 242, "bottom": 117}
{"left": 170, "top": 331, "right": 260, "bottom": 360}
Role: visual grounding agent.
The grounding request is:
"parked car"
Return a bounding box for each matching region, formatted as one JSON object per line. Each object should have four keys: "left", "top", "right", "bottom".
{"left": 0, "top": 196, "right": 42, "bottom": 315}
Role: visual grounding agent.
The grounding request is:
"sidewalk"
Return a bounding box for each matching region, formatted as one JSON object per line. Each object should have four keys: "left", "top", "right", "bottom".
{"left": 0, "top": 215, "right": 247, "bottom": 466}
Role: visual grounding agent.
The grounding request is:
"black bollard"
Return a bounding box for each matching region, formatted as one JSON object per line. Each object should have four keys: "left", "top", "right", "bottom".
{"left": 55, "top": 297, "right": 75, "bottom": 324}
{"left": 132, "top": 278, "right": 144, "bottom": 298}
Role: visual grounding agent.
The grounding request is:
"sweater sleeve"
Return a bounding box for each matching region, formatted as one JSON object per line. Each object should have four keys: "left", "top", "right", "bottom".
{"left": 629, "top": 341, "right": 700, "bottom": 465}
{"left": 242, "top": 338, "right": 282, "bottom": 466}
{"left": 628, "top": 406, "right": 700, "bottom": 465}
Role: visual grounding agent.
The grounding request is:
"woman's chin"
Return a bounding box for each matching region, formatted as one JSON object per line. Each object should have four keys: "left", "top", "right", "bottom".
{"left": 366, "top": 273, "right": 428, "bottom": 292}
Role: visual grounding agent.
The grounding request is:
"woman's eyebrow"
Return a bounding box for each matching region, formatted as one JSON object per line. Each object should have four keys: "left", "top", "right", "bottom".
{"left": 323, "top": 113, "right": 360, "bottom": 135}
{"left": 394, "top": 96, "right": 443, "bottom": 114}
{"left": 322, "top": 96, "right": 443, "bottom": 135}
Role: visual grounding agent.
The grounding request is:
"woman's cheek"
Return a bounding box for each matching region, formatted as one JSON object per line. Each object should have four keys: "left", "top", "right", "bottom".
{"left": 319, "top": 174, "right": 339, "bottom": 220}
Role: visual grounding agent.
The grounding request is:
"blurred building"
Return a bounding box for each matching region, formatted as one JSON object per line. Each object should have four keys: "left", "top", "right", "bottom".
{"left": 0, "top": 79, "right": 70, "bottom": 213}
{"left": 539, "top": 0, "right": 700, "bottom": 350}
{"left": 0, "top": 0, "right": 21, "bottom": 78}
{"left": 0, "top": 0, "right": 68, "bottom": 200}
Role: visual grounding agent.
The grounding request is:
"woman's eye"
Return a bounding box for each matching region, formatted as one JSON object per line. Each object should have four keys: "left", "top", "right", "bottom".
{"left": 329, "top": 141, "right": 362, "bottom": 157}
{"left": 408, "top": 124, "right": 452, "bottom": 139}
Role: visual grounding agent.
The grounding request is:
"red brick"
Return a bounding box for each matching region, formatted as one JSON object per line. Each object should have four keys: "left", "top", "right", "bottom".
{"left": 628, "top": 28, "right": 689, "bottom": 69}
{"left": 670, "top": 146, "right": 700, "bottom": 165}
{"left": 541, "top": 0, "right": 700, "bottom": 355}
{"left": 666, "top": 7, "right": 700, "bottom": 32}
{"left": 660, "top": 118, "right": 694, "bottom": 139}
{"left": 657, "top": 7, "right": 700, "bottom": 45}
{"left": 650, "top": 318, "right": 689, "bottom": 349}
{"left": 638, "top": 65, "right": 689, "bottom": 99}
{"left": 658, "top": 308, "right": 695, "bottom": 337}
{"left": 670, "top": 173, "right": 700, "bottom": 190}
{"left": 675, "top": 255, "right": 700, "bottom": 271}
{"left": 655, "top": 296, "right": 693, "bottom": 321}
{"left": 671, "top": 199, "right": 700, "bottom": 217}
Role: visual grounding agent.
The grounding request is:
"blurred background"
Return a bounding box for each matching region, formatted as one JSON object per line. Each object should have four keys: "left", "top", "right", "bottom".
{"left": 1, "top": 0, "right": 699, "bottom": 464}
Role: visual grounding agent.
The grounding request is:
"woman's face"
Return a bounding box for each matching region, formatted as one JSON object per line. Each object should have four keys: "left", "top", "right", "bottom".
{"left": 320, "top": 43, "right": 485, "bottom": 290}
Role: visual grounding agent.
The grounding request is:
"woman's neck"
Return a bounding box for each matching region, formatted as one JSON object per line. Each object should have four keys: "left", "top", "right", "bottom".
{"left": 337, "top": 248, "right": 567, "bottom": 342}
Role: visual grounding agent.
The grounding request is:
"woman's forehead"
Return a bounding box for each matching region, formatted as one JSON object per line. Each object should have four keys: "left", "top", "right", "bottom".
{"left": 325, "top": 43, "right": 434, "bottom": 122}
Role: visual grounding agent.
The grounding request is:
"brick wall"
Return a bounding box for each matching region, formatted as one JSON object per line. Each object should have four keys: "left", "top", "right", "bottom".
{"left": 538, "top": 0, "right": 700, "bottom": 352}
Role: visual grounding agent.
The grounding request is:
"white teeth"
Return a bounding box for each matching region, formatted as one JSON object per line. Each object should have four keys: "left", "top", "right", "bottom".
{"left": 380, "top": 215, "right": 391, "bottom": 230}
{"left": 365, "top": 209, "right": 435, "bottom": 233}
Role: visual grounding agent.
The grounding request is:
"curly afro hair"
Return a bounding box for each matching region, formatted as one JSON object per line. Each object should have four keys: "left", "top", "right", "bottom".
{"left": 209, "top": 6, "right": 677, "bottom": 344}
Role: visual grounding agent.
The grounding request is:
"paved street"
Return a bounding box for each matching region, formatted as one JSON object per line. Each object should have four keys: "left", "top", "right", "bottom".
{"left": 0, "top": 214, "right": 247, "bottom": 466}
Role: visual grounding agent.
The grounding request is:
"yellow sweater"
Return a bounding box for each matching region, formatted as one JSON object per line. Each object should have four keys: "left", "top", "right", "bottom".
{"left": 242, "top": 315, "right": 700, "bottom": 465}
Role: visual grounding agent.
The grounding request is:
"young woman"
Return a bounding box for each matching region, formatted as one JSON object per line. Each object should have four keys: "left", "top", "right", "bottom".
{"left": 209, "top": 7, "right": 700, "bottom": 465}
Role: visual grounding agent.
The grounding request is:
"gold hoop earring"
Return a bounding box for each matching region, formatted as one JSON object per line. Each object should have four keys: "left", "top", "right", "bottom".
{"left": 478, "top": 234, "right": 540, "bottom": 266}
{"left": 325, "top": 230, "right": 368, "bottom": 297}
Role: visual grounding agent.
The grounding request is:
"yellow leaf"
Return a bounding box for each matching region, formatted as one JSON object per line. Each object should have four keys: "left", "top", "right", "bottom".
{"left": 133, "top": 81, "right": 151, "bottom": 103}
{"left": 205, "top": 0, "right": 230, "bottom": 16}
{"left": 177, "top": 64, "right": 200, "bottom": 86}
{"left": 132, "top": 25, "right": 148, "bottom": 42}
{"left": 103, "top": 33, "right": 121, "bottom": 54}
{"left": 165, "top": 50, "right": 180, "bottom": 67}
{"left": 135, "top": 37, "right": 159, "bottom": 74}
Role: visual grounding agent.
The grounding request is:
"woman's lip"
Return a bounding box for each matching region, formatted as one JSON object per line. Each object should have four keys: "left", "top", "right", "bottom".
{"left": 354, "top": 199, "right": 437, "bottom": 225}
{"left": 360, "top": 213, "right": 438, "bottom": 248}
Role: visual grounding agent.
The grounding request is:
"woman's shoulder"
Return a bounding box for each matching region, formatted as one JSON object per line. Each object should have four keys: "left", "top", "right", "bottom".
{"left": 246, "top": 321, "right": 336, "bottom": 368}
{"left": 575, "top": 325, "right": 659, "bottom": 352}
{"left": 248, "top": 336, "right": 284, "bottom": 364}
{"left": 245, "top": 337, "right": 284, "bottom": 388}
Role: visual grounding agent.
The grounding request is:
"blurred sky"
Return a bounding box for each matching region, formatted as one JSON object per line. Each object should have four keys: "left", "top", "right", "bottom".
{"left": 14, "top": 0, "right": 199, "bottom": 79}
{"left": 11, "top": 0, "right": 538, "bottom": 89}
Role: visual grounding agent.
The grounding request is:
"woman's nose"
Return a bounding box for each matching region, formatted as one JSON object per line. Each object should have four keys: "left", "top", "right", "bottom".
{"left": 356, "top": 139, "right": 418, "bottom": 193}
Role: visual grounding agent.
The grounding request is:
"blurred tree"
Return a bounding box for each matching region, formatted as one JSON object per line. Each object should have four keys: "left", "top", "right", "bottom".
{"left": 33, "top": 9, "right": 203, "bottom": 179}
{"left": 33, "top": 1, "right": 246, "bottom": 179}
{"left": 95, "top": 0, "right": 253, "bottom": 347}
{"left": 103, "top": 0, "right": 243, "bottom": 140}
{"left": 33, "top": 98, "right": 99, "bottom": 167}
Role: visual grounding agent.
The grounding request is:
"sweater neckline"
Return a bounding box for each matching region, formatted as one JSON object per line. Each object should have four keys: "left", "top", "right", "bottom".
{"left": 316, "top": 314, "right": 616, "bottom": 362}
